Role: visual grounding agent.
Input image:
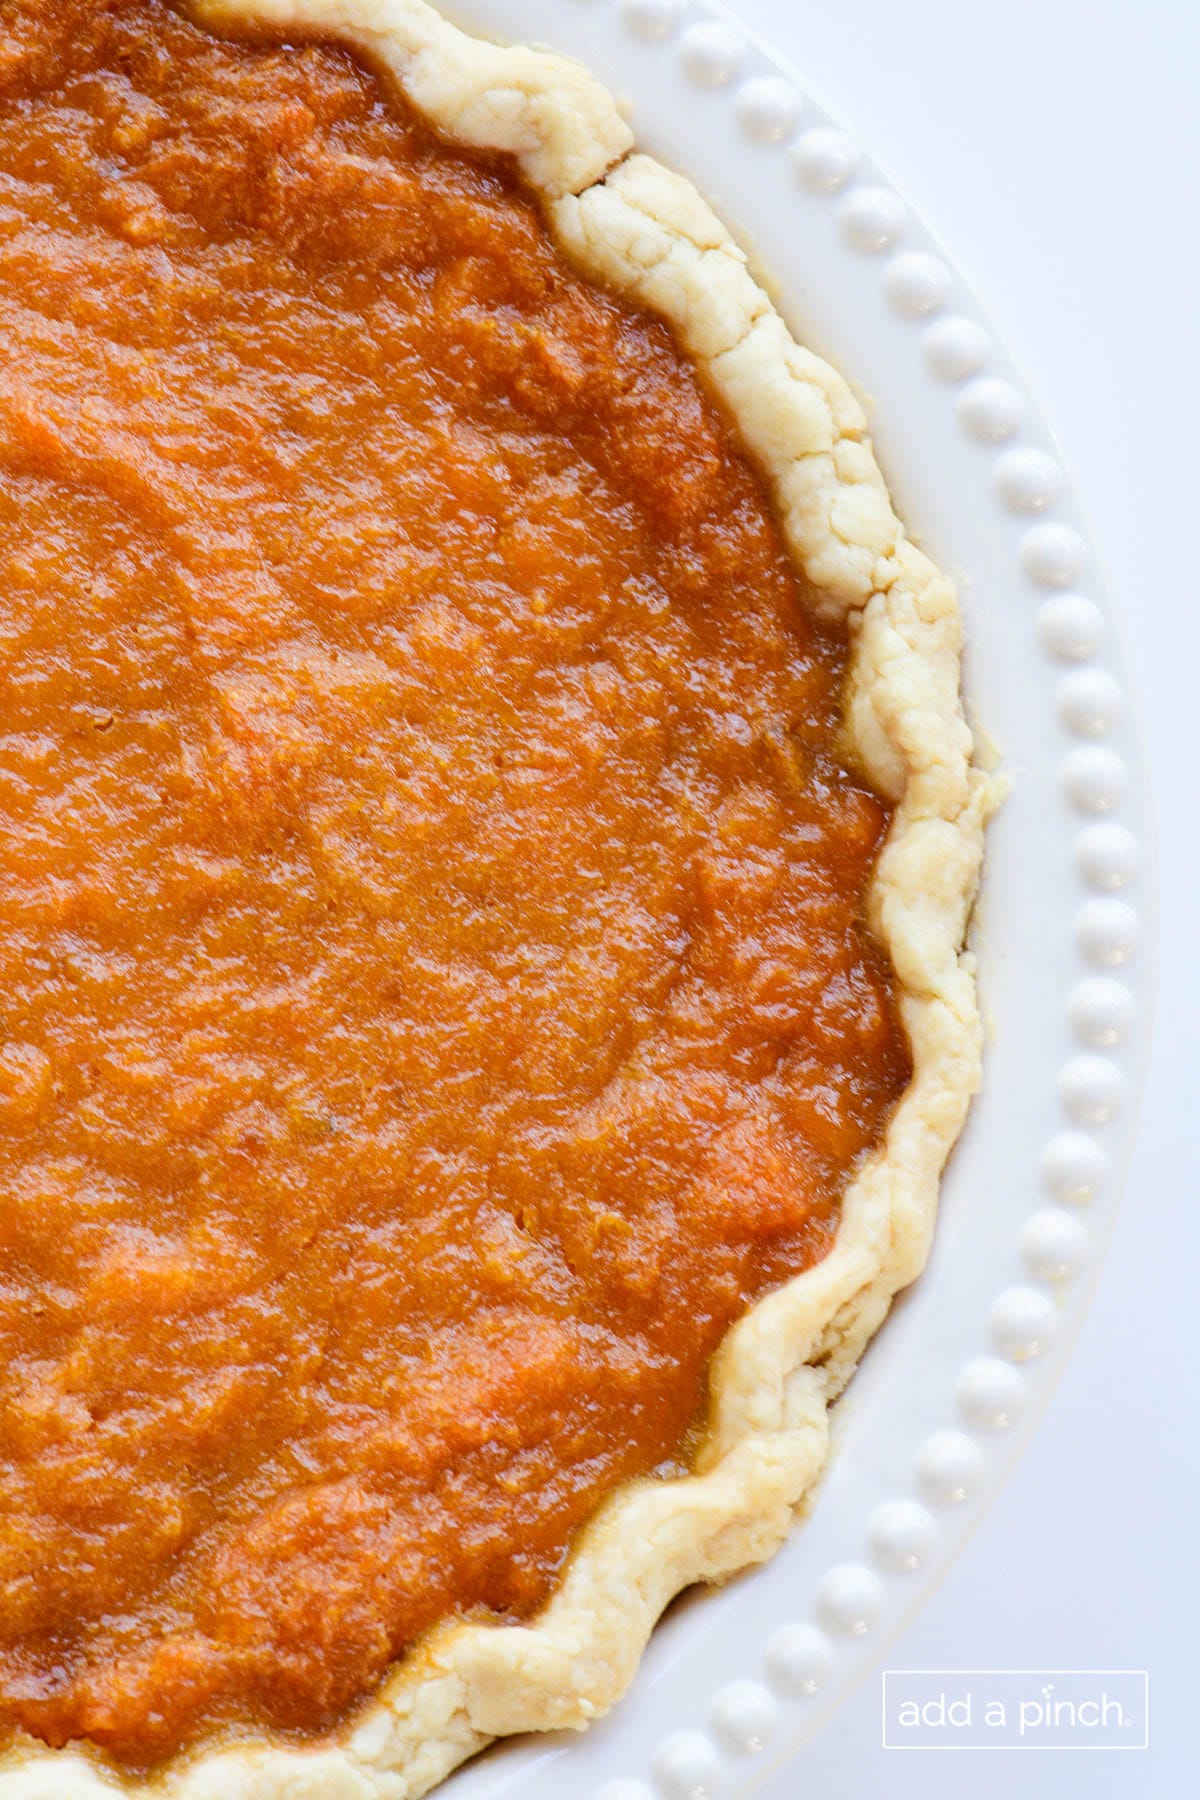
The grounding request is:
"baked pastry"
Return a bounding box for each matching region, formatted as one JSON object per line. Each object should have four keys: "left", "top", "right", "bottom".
{"left": 0, "top": 1, "right": 989, "bottom": 1794}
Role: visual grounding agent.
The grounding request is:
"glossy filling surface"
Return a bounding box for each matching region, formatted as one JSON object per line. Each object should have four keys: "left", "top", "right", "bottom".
{"left": 0, "top": 0, "right": 909, "bottom": 1764}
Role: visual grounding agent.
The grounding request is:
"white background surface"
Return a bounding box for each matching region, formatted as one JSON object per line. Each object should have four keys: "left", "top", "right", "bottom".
{"left": 728, "top": 1, "right": 1198, "bottom": 1795}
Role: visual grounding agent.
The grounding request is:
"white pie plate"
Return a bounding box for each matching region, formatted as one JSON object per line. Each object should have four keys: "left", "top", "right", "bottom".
{"left": 427, "top": 3, "right": 1151, "bottom": 1796}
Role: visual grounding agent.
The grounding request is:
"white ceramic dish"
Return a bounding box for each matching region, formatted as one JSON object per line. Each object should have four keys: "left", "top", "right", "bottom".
{"left": 416, "top": 2, "right": 1150, "bottom": 1795}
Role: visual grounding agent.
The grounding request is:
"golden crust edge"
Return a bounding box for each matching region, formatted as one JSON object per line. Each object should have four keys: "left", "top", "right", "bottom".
{"left": 0, "top": 1, "right": 994, "bottom": 1793}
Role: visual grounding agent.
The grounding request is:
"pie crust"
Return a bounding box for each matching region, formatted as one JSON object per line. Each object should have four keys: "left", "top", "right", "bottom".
{"left": 0, "top": 2, "right": 991, "bottom": 1794}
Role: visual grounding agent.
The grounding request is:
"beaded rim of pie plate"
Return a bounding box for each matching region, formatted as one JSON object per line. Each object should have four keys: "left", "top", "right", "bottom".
{"left": 433, "top": 2, "right": 1155, "bottom": 1797}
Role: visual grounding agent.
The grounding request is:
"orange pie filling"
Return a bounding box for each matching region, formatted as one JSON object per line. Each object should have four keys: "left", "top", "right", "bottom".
{"left": 0, "top": 0, "right": 909, "bottom": 1767}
